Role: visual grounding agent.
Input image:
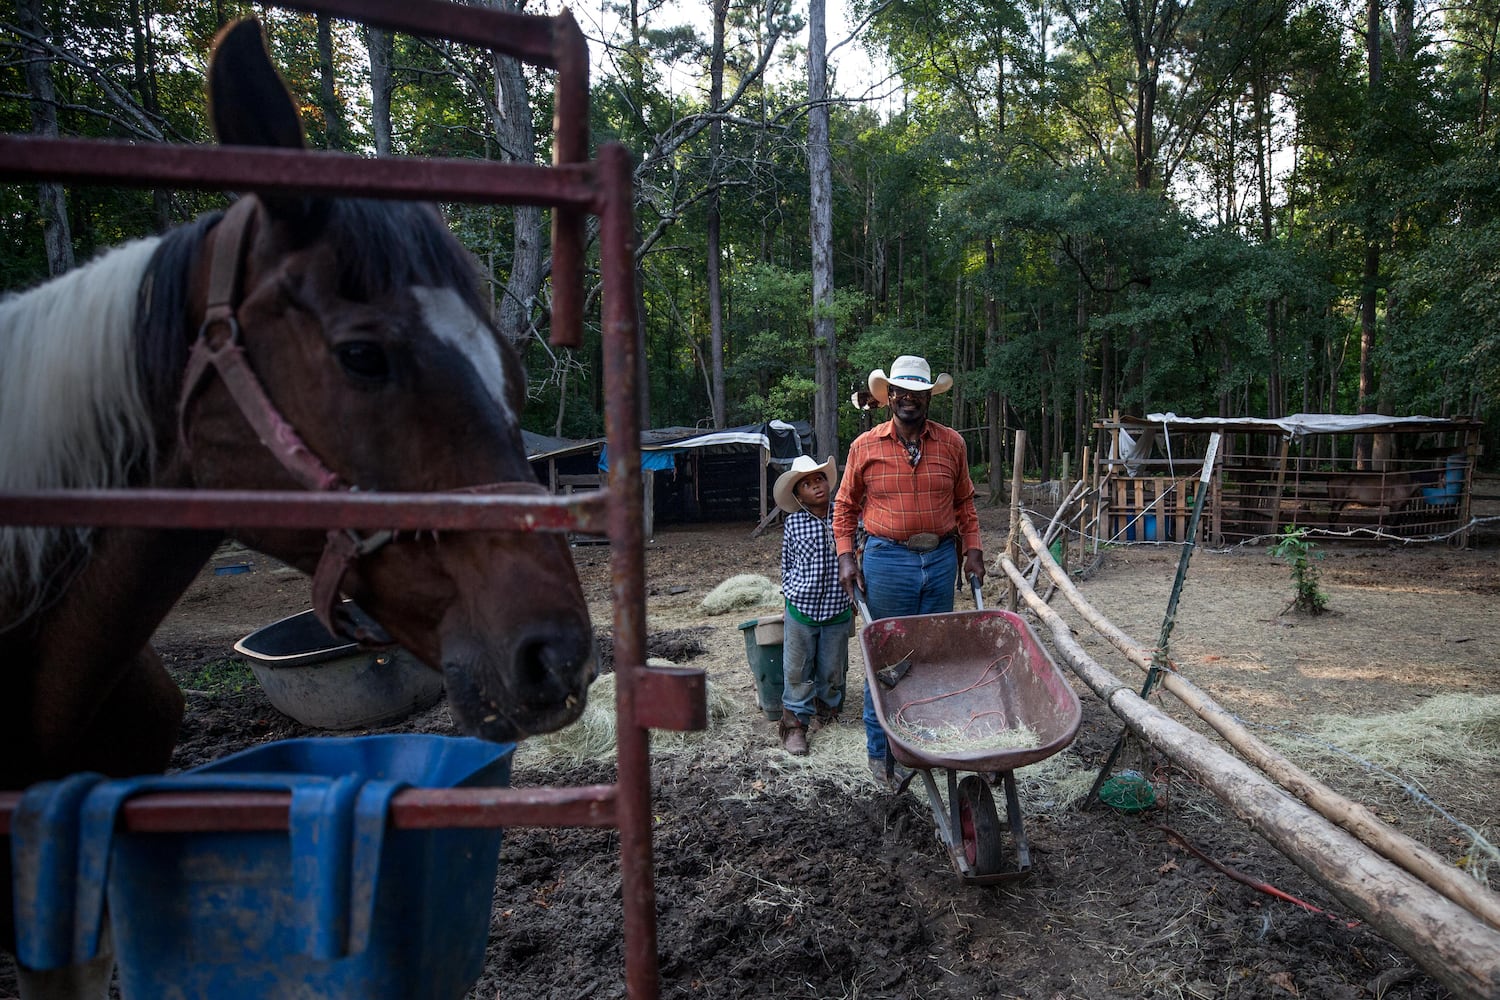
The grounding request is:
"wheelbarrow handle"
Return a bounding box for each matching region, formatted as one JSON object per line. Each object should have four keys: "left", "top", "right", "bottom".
{"left": 970, "top": 574, "right": 984, "bottom": 611}
{"left": 851, "top": 586, "right": 873, "bottom": 625}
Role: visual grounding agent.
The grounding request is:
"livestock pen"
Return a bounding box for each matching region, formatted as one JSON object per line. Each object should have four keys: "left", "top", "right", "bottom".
{"left": 1089, "top": 413, "right": 1482, "bottom": 547}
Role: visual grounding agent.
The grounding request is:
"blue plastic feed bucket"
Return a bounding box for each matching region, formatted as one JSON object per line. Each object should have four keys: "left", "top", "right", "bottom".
{"left": 106, "top": 735, "right": 515, "bottom": 1000}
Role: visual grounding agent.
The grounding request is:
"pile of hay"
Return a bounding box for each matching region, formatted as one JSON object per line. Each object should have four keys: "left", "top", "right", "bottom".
{"left": 699, "top": 574, "right": 779, "bottom": 615}
{"left": 1266, "top": 693, "right": 1500, "bottom": 883}
{"left": 518, "top": 671, "right": 741, "bottom": 766}
{"left": 1268, "top": 693, "right": 1500, "bottom": 779}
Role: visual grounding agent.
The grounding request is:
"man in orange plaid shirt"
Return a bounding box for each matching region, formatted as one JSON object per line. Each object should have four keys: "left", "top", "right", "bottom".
{"left": 833, "top": 355, "right": 986, "bottom": 787}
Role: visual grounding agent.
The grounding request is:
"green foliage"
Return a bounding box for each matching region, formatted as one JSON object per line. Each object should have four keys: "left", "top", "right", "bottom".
{"left": 740, "top": 374, "right": 817, "bottom": 424}
{"left": 1269, "top": 527, "right": 1329, "bottom": 616}
{"left": 9, "top": 0, "right": 1500, "bottom": 461}
{"left": 181, "top": 658, "right": 258, "bottom": 696}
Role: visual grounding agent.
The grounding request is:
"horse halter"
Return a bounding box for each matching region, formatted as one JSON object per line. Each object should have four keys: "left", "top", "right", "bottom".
{"left": 177, "top": 195, "right": 540, "bottom": 645}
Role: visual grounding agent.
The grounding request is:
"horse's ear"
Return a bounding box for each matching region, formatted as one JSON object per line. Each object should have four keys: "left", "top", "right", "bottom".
{"left": 208, "top": 19, "right": 305, "bottom": 151}
{"left": 208, "top": 18, "right": 325, "bottom": 231}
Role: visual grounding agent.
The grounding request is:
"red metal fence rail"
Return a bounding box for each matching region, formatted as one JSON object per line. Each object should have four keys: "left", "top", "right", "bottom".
{"left": 0, "top": 4, "right": 706, "bottom": 998}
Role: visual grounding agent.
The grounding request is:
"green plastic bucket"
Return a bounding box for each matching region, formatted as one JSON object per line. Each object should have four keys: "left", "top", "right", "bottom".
{"left": 737, "top": 615, "right": 785, "bottom": 721}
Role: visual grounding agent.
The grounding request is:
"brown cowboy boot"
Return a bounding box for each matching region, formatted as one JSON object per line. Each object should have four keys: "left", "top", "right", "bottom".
{"left": 809, "top": 698, "right": 839, "bottom": 733}
{"left": 779, "top": 710, "right": 809, "bottom": 756}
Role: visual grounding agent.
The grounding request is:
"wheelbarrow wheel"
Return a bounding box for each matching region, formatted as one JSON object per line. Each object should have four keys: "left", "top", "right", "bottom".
{"left": 957, "top": 775, "right": 1005, "bottom": 876}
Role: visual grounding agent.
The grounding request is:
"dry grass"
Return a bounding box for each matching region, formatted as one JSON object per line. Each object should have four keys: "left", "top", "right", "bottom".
{"left": 1265, "top": 693, "right": 1500, "bottom": 779}
{"left": 516, "top": 672, "right": 742, "bottom": 766}
{"left": 699, "top": 574, "right": 780, "bottom": 615}
{"left": 1262, "top": 692, "right": 1500, "bottom": 884}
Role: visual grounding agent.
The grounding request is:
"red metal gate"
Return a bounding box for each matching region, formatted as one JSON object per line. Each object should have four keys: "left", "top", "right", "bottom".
{"left": 0, "top": 4, "right": 704, "bottom": 997}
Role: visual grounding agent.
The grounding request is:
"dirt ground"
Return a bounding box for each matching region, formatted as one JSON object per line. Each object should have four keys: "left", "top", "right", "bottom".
{"left": 5, "top": 487, "right": 1498, "bottom": 1000}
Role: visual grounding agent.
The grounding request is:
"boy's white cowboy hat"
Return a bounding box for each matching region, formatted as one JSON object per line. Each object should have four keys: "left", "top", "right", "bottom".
{"left": 868, "top": 355, "right": 954, "bottom": 406}
{"left": 773, "top": 455, "right": 838, "bottom": 513}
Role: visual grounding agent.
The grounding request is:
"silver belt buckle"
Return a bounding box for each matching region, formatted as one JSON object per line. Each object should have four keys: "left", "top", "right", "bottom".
{"left": 905, "top": 532, "right": 941, "bottom": 552}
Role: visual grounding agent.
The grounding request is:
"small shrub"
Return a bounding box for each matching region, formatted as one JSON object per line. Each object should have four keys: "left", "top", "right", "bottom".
{"left": 1270, "top": 526, "right": 1328, "bottom": 615}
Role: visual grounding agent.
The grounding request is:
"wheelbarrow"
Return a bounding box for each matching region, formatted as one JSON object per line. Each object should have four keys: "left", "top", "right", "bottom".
{"left": 855, "top": 579, "right": 1081, "bottom": 884}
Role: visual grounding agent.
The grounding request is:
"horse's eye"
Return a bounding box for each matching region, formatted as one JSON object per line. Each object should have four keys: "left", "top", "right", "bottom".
{"left": 335, "top": 341, "right": 390, "bottom": 381}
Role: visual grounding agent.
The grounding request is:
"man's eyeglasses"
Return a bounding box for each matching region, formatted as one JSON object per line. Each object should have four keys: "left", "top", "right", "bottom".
{"left": 887, "top": 386, "right": 931, "bottom": 401}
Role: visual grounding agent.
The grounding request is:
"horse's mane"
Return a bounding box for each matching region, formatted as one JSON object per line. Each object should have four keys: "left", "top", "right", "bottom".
{"left": 0, "top": 198, "right": 491, "bottom": 627}
{"left": 0, "top": 236, "right": 165, "bottom": 625}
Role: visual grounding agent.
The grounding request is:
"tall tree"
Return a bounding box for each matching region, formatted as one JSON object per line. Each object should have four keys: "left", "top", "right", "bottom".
{"left": 810, "top": 0, "right": 839, "bottom": 457}
{"left": 487, "top": 0, "right": 544, "bottom": 346}
{"left": 707, "top": 0, "right": 729, "bottom": 428}
{"left": 365, "top": 27, "right": 394, "bottom": 155}
{"left": 16, "top": 0, "right": 71, "bottom": 275}
{"left": 316, "top": 15, "right": 345, "bottom": 150}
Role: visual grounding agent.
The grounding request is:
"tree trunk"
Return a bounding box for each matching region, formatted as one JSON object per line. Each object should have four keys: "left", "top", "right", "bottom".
{"left": 316, "top": 15, "right": 344, "bottom": 150}
{"left": 1252, "top": 58, "right": 1282, "bottom": 417}
{"left": 950, "top": 270, "right": 965, "bottom": 433}
{"left": 18, "top": 0, "right": 72, "bottom": 275}
{"left": 488, "top": 0, "right": 544, "bottom": 345}
{"left": 366, "top": 27, "right": 394, "bottom": 155}
{"left": 985, "top": 236, "right": 1004, "bottom": 501}
{"left": 808, "top": 0, "right": 838, "bottom": 459}
{"left": 1039, "top": 361, "right": 1052, "bottom": 481}
{"left": 1357, "top": 0, "right": 1383, "bottom": 466}
{"left": 706, "top": 0, "right": 728, "bottom": 428}
{"left": 127, "top": 0, "right": 171, "bottom": 230}
{"left": 1076, "top": 278, "right": 1089, "bottom": 461}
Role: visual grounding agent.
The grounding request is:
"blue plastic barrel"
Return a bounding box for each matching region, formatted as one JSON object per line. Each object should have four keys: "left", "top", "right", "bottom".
{"left": 1446, "top": 455, "right": 1466, "bottom": 488}
{"left": 77, "top": 735, "right": 511, "bottom": 1000}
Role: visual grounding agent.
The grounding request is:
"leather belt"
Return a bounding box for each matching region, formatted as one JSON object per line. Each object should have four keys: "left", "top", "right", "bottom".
{"left": 877, "top": 531, "right": 955, "bottom": 553}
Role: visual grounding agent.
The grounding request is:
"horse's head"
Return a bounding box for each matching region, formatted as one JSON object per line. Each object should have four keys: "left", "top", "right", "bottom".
{"left": 173, "top": 19, "right": 594, "bottom": 740}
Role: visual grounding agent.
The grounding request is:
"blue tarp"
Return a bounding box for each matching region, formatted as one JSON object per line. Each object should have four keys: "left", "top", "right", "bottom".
{"left": 597, "top": 447, "right": 678, "bottom": 472}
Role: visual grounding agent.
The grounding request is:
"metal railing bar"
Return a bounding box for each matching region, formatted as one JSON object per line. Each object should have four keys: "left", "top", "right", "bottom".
{"left": 0, "top": 489, "right": 612, "bottom": 536}
{"left": 0, "top": 137, "right": 598, "bottom": 209}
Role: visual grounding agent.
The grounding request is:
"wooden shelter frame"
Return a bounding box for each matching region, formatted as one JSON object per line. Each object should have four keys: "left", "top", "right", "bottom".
{"left": 0, "top": 4, "right": 703, "bottom": 997}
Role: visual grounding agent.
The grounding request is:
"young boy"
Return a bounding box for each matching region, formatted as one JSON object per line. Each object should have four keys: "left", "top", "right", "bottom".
{"left": 772, "top": 455, "right": 852, "bottom": 755}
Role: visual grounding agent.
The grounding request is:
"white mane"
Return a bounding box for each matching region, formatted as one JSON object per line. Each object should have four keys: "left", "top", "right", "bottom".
{"left": 0, "top": 237, "right": 162, "bottom": 623}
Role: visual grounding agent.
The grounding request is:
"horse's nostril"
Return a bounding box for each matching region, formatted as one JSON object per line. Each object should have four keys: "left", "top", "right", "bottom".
{"left": 515, "top": 629, "right": 593, "bottom": 696}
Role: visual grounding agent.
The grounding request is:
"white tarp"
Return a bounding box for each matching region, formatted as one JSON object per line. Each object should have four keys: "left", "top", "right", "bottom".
{"left": 1144, "top": 412, "right": 1451, "bottom": 440}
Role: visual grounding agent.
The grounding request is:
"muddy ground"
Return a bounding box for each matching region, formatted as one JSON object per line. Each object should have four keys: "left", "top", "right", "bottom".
{"left": 5, "top": 486, "right": 1499, "bottom": 1000}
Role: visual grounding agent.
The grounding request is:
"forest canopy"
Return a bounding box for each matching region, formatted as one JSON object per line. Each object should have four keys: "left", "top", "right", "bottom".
{"left": 4, "top": 0, "right": 1498, "bottom": 472}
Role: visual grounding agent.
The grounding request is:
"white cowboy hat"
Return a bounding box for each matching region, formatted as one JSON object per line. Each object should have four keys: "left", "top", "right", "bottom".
{"left": 867, "top": 355, "right": 954, "bottom": 406}
{"left": 773, "top": 455, "right": 838, "bottom": 513}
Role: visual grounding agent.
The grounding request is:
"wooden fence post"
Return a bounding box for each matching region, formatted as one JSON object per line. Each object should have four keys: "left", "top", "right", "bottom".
{"left": 1006, "top": 430, "right": 1027, "bottom": 611}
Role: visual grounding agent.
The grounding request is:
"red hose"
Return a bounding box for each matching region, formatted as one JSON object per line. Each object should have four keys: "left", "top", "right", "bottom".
{"left": 1155, "top": 823, "right": 1361, "bottom": 929}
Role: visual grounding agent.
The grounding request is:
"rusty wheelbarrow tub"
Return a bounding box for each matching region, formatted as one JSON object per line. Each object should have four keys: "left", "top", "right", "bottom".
{"left": 856, "top": 581, "right": 1081, "bottom": 884}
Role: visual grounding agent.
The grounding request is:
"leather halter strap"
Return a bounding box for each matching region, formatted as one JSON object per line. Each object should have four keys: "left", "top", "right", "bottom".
{"left": 179, "top": 197, "right": 344, "bottom": 493}
{"left": 176, "top": 196, "right": 541, "bottom": 646}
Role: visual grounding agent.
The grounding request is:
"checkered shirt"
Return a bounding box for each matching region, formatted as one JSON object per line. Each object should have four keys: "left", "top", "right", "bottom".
{"left": 781, "top": 505, "right": 850, "bottom": 622}
{"left": 832, "top": 418, "right": 981, "bottom": 556}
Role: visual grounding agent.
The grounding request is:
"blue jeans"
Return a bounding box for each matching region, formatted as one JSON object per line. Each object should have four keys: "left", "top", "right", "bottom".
{"left": 861, "top": 536, "right": 958, "bottom": 759}
{"left": 781, "top": 610, "right": 849, "bottom": 722}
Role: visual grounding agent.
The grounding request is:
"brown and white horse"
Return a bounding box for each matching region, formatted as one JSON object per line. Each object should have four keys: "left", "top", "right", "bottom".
{"left": 0, "top": 19, "right": 595, "bottom": 794}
